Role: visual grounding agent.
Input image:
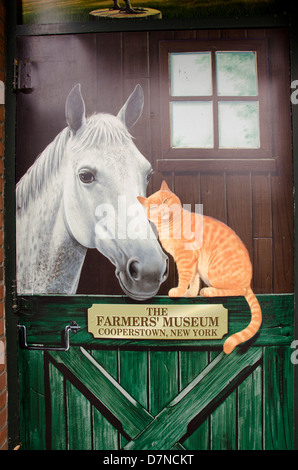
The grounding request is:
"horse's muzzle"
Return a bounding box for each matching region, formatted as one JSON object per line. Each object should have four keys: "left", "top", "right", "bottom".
{"left": 116, "top": 255, "right": 169, "bottom": 300}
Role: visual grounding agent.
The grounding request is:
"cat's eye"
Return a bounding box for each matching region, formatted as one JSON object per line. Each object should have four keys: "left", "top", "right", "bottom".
{"left": 163, "top": 198, "right": 169, "bottom": 204}
{"left": 79, "top": 169, "right": 95, "bottom": 184}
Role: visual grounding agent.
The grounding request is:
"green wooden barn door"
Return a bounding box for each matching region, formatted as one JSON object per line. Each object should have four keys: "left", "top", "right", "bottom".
{"left": 18, "top": 295, "right": 294, "bottom": 450}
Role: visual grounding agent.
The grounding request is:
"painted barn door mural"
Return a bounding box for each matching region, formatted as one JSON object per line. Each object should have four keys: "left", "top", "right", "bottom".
{"left": 16, "top": 29, "right": 294, "bottom": 450}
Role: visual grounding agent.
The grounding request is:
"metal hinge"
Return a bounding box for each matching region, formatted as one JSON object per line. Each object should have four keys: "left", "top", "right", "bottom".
{"left": 11, "top": 279, "right": 20, "bottom": 314}
{"left": 12, "top": 58, "right": 32, "bottom": 92}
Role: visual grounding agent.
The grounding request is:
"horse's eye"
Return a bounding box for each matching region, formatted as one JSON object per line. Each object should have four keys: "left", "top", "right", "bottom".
{"left": 79, "top": 170, "right": 95, "bottom": 184}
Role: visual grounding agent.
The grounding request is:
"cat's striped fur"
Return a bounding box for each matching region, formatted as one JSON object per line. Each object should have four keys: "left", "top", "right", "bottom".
{"left": 138, "top": 181, "right": 262, "bottom": 354}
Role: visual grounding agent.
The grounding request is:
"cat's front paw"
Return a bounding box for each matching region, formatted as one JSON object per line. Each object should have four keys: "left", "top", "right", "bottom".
{"left": 168, "top": 287, "right": 186, "bottom": 297}
{"left": 200, "top": 287, "right": 217, "bottom": 297}
{"left": 185, "top": 290, "right": 197, "bottom": 298}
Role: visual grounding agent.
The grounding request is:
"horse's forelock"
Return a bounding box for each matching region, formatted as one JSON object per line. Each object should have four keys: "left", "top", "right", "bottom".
{"left": 70, "top": 113, "right": 132, "bottom": 154}
{"left": 16, "top": 113, "right": 133, "bottom": 212}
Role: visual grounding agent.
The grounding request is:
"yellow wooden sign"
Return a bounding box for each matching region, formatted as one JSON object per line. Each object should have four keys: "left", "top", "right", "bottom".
{"left": 88, "top": 304, "right": 228, "bottom": 340}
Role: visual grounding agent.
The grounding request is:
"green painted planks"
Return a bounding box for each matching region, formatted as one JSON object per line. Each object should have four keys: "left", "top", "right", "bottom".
{"left": 237, "top": 365, "right": 262, "bottom": 449}
{"left": 180, "top": 350, "right": 209, "bottom": 450}
{"left": 66, "top": 380, "right": 92, "bottom": 450}
{"left": 149, "top": 350, "right": 179, "bottom": 416}
{"left": 17, "top": 294, "right": 294, "bottom": 349}
{"left": 119, "top": 350, "right": 148, "bottom": 410}
{"left": 19, "top": 343, "right": 294, "bottom": 450}
{"left": 49, "top": 347, "right": 153, "bottom": 440}
{"left": 48, "top": 361, "right": 67, "bottom": 450}
{"left": 119, "top": 350, "right": 149, "bottom": 448}
{"left": 91, "top": 349, "right": 119, "bottom": 450}
{"left": 181, "top": 351, "right": 263, "bottom": 450}
{"left": 124, "top": 348, "right": 262, "bottom": 450}
{"left": 210, "top": 389, "right": 237, "bottom": 450}
{"left": 209, "top": 351, "right": 237, "bottom": 450}
{"left": 263, "top": 346, "right": 293, "bottom": 449}
{"left": 48, "top": 349, "right": 120, "bottom": 450}
{"left": 17, "top": 293, "right": 294, "bottom": 450}
{"left": 19, "top": 350, "right": 46, "bottom": 450}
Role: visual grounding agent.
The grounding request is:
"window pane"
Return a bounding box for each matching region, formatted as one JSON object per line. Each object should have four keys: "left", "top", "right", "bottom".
{"left": 216, "top": 52, "right": 258, "bottom": 96}
{"left": 218, "top": 101, "right": 260, "bottom": 148}
{"left": 170, "top": 52, "right": 212, "bottom": 96}
{"left": 171, "top": 101, "right": 213, "bottom": 148}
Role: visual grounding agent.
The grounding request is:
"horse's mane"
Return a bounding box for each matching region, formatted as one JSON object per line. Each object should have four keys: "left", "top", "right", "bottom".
{"left": 16, "top": 113, "right": 132, "bottom": 212}
{"left": 16, "top": 127, "right": 69, "bottom": 213}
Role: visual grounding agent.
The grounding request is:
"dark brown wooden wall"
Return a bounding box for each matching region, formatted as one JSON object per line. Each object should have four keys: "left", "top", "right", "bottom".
{"left": 16, "top": 28, "right": 293, "bottom": 296}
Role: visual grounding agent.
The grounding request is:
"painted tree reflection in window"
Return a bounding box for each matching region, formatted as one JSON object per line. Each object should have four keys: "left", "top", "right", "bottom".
{"left": 169, "top": 50, "right": 260, "bottom": 149}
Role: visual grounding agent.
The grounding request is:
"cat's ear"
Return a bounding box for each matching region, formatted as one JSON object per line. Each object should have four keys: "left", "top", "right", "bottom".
{"left": 137, "top": 196, "right": 148, "bottom": 207}
{"left": 161, "top": 180, "right": 171, "bottom": 192}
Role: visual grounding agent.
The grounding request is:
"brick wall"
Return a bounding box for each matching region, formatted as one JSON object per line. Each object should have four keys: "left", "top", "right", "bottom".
{"left": 0, "top": 0, "right": 6, "bottom": 451}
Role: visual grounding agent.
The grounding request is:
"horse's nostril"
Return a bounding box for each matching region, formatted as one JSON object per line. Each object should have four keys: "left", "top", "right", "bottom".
{"left": 128, "top": 259, "right": 140, "bottom": 281}
{"left": 127, "top": 257, "right": 168, "bottom": 284}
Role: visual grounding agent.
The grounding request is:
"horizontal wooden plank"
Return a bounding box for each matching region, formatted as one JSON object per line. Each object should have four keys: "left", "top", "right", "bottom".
{"left": 19, "top": 294, "right": 294, "bottom": 348}
{"left": 157, "top": 158, "right": 277, "bottom": 173}
{"left": 17, "top": 294, "right": 294, "bottom": 349}
{"left": 124, "top": 348, "right": 262, "bottom": 450}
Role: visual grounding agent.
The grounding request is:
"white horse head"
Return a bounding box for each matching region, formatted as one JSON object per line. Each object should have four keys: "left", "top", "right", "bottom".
{"left": 16, "top": 84, "right": 168, "bottom": 299}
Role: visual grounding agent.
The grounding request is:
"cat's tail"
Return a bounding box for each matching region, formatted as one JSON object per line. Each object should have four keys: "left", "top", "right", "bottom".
{"left": 223, "top": 288, "right": 262, "bottom": 354}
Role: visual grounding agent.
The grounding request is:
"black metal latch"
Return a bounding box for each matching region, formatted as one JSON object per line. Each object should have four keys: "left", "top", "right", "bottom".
{"left": 17, "top": 321, "right": 81, "bottom": 351}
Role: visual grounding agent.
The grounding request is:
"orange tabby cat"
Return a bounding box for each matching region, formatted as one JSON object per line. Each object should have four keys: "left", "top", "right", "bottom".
{"left": 137, "top": 181, "right": 262, "bottom": 354}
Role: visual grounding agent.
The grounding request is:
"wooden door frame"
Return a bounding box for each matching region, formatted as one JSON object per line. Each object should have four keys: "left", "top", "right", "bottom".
{"left": 4, "top": 0, "right": 298, "bottom": 449}
{"left": 290, "top": 14, "right": 298, "bottom": 452}
{"left": 4, "top": 0, "right": 19, "bottom": 449}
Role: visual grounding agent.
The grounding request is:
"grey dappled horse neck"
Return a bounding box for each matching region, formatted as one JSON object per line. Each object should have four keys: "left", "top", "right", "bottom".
{"left": 16, "top": 84, "right": 168, "bottom": 299}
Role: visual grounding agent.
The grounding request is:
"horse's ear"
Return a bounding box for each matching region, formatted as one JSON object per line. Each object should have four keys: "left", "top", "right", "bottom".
{"left": 66, "top": 84, "right": 86, "bottom": 135}
{"left": 161, "top": 180, "right": 171, "bottom": 192}
{"left": 117, "top": 84, "right": 144, "bottom": 129}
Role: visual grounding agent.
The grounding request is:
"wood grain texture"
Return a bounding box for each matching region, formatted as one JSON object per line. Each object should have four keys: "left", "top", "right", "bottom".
{"left": 226, "top": 173, "right": 253, "bottom": 260}
{"left": 201, "top": 173, "right": 226, "bottom": 223}
{"left": 253, "top": 238, "right": 272, "bottom": 294}
{"left": 237, "top": 365, "right": 262, "bottom": 450}
{"left": 149, "top": 350, "right": 179, "bottom": 416}
{"left": 266, "top": 29, "right": 293, "bottom": 293}
{"left": 50, "top": 347, "right": 153, "bottom": 439}
{"left": 47, "top": 362, "right": 67, "bottom": 450}
{"left": 18, "top": 294, "right": 293, "bottom": 450}
{"left": 18, "top": 350, "right": 46, "bottom": 449}
{"left": 17, "top": 294, "right": 294, "bottom": 348}
{"left": 16, "top": 28, "right": 294, "bottom": 451}
{"left": 263, "top": 346, "right": 293, "bottom": 449}
{"left": 16, "top": 29, "right": 293, "bottom": 295}
{"left": 252, "top": 174, "right": 272, "bottom": 238}
{"left": 91, "top": 349, "right": 119, "bottom": 450}
{"left": 180, "top": 351, "right": 209, "bottom": 450}
{"left": 124, "top": 349, "right": 262, "bottom": 450}
{"left": 209, "top": 351, "right": 237, "bottom": 450}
